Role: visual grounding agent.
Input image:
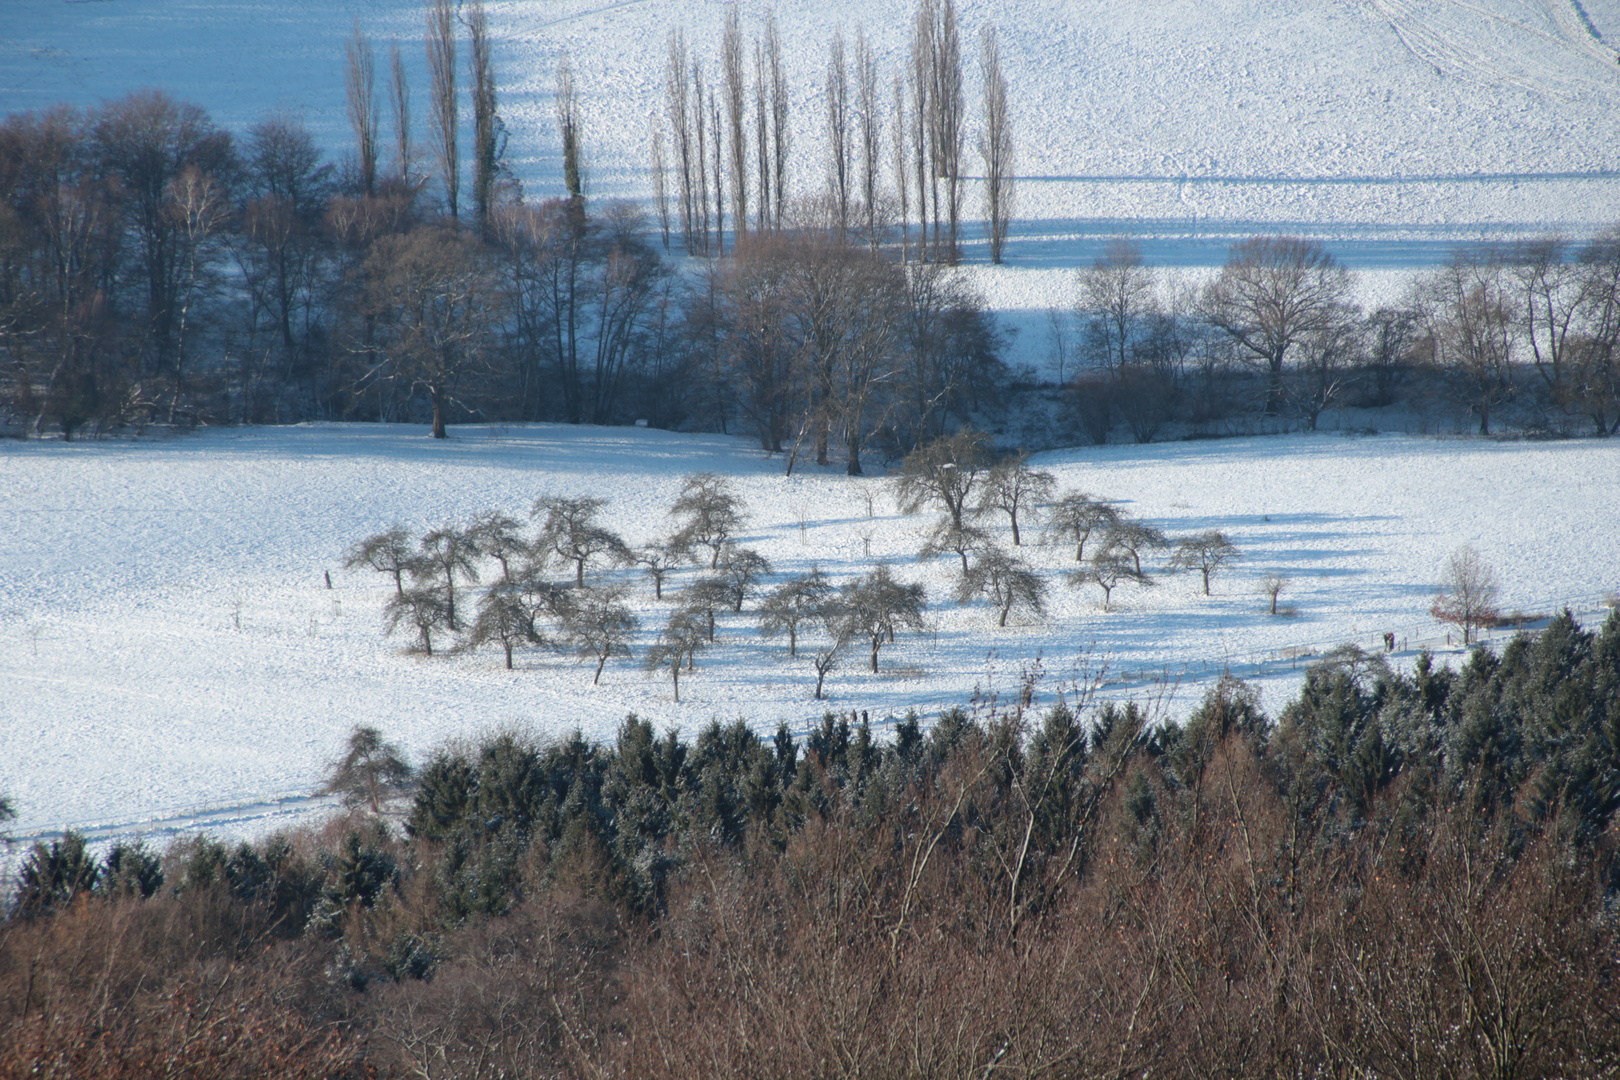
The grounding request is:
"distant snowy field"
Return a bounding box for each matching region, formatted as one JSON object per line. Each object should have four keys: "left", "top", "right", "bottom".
{"left": 6, "top": 0, "right": 1620, "bottom": 370}
{"left": 3, "top": 423, "right": 1617, "bottom": 853}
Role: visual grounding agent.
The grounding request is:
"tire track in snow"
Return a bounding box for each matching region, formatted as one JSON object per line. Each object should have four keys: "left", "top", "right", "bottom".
{"left": 1362, "top": 0, "right": 1617, "bottom": 96}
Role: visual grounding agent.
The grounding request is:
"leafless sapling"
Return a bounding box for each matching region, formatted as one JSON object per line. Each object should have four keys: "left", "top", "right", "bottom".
{"left": 1430, "top": 544, "right": 1501, "bottom": 645}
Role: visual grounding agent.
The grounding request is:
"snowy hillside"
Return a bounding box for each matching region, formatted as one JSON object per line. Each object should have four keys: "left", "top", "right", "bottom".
{"left": 4, "top": 0, "right": 1619, "bottom": 254}
{"left": 3, "top": 423, "right": 1617, "bottom": 853}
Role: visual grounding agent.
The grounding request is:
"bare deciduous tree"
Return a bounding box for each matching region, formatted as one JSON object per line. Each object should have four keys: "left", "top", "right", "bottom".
{"left": 1045, "top": 490, "right": 1120, "bottom": 562}
{"left": 977, "top": 24, "right": 1013, "bottom": 264}
{"left": 1259, "top": 573, "right": 1291, "bottom": 616}
{"left": 1066, "top": 544, "right": 1150, "bottom": 612}
{"left": 414, "top": 524, "right": 481, "bottom": 630}
{"left": 716, "top": 545, "right": 772, "bottom": 612}
{"left": 646, "top": 608, "right": 708, "bottom": 700}
{"left": 556, "top": 52, "right": 583, "bottom": 202}
{"left": 1168, "top": 530, "right": 1241, "bottom": 595}
{"left": 389, "top": 40, "right": 412, "bottom": 181}
{"left": 977, "top": 452, "right": 1055, "bottom": 546}
{"left": 425, "top": 0, "right": 459, "bottom": 217}
{"left": 891, "top": 427, "right": 992, "bottom": 531}
{"left": 345, "top": 22, "right": 379, "bottom": 196}
{"left": 1105, "top": 518, "right": 1169, "bottom": 577}
{"left": 633, "top": 540, "right": 681, "bottom": 600}
{"left": 723, "top": 7, "right": 747, "bottom": 241}
{"left": 956, "top": 546, "right": 1046, "bottom": 626}
{"left": 1431, "top": 544, "right": 1500, "bottom": 645}
{"left": 385, "top": 585, "right": 452, "bottom": 653}
{"left": 562, "top": 585, "right": 638, "bottom": 683}
{"left": 825, "top": 29, "right": 851, "bottom": 243}
{"left": 345, "top": 524, "right": 419, "bottom": 595}
{"left": 1414, "top": 245, "right": 1517, "bottom": 435}
{"left": 359, "top": 227, "right": 500, "bottom": 438}
{"left": 837, "top": 564, "right": 927, "bottom": 672}
{"left": 1202, "top": 236, "right": 1355, "bottom": 415}
{"left": 759, "top": 567, "right": 836, "bottom": 656}
{"left": 468, "top": 0, "right": 503, "bottom": 227}
{"left": 532, "top": 495, "right": 630, "bottom": 586}
{"left": 321, "top": 725, "right": 412, "bottom": 811}
{"left": 670, "top": 472, "right": 749, "bottom": 568}
{"left": 468, "top": 583, "right": 555, "bottom": 668}
{"left": 466, "top": 510, "right": 527, "bottom": 583}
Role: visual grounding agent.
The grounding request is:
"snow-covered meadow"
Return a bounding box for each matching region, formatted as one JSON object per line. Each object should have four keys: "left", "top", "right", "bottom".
{"left": 3, "top": 422, "right": 1617, "bottom": 853}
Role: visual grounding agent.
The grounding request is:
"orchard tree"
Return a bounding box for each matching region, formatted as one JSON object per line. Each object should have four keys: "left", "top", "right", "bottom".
{"left": 466, "top": 510, "right": 527, "bottom": 583}
{"left": 809, "top": 592, "right": 854, "bottom": 699}
{"left": 344, "top": 525, "right": 418, "bottom": 595}
{"left": 533, "top": 495, "right": 631, "bottom": 586}
{"left": 562, "top": 586, "right": 638, "bottom": 684}
{"left": 670, "top": 472, "right": 749, "bottom": 568}
{"left": 647, "top": 608, "right": 709, "bottom": 702}
{"left": 759, "top": 567, "right": 836, "bottom": 656}
{"left": 1168, "top": 530, "right": 1241, "bottom": 595}
{"left": 1104, "top": 518, "right": 1168, "bottom": 577}
{"left": 632, "top": 540, "right": 681, "bottom": 600}
{"left": 715, "top": 546, "right": 772, "bottom": 612}
{"left": 1045, "top": 491, "right": 1120, "bottom": 562}
{"left": 1431, "top": 544, "right": 1501, "bottom": 645}
{"left": 415, "top": 524, "right": 480, "bottom": 629}
{"left": 678, "top": 577, "right": 734, "bottom": 643}
{"left": 976, "top": 452, "right": 1055, "bottom": 545}
{"left": 384, "top": 586, "right": 452, "bottom": 654}
{"left": 838, "top": 564, "right": 927, "bottom": 672}
{"left": 321, "top": 725, "right": 413, "bottom": 812}
{"left": 891, "top": 427, "right": 993, "bottom": 530}
{"left": 957, "top": 547, "right": 1047, "bottom": 626}
{"left": 468, "top": 583, "right": 557, "bottom": 668}
{"left": 918, "top": 518, "right": 994, "bottom": 576}
{"left": 1260, "top": 573, "right": 1291, "bottom": 616}
{"left": 1067, "top": 545, "right": 1149, "bottom": 612}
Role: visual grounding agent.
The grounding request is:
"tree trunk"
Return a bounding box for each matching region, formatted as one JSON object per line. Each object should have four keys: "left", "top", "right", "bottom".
{"left": 430, "top": 384, "right": 448, "bottom": 439}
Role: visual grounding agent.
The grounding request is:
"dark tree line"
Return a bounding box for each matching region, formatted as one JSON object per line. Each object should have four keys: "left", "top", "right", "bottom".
{"left": 8, "top": 609, "right": 1620, "bottom": 1077}
{"left": 1063, "top": 231, "right": 1620, "bottom": 443}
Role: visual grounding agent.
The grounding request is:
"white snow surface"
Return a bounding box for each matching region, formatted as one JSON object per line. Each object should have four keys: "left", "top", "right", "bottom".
{"left": 2, "top": 423, "right": 1617, "bottom": 852}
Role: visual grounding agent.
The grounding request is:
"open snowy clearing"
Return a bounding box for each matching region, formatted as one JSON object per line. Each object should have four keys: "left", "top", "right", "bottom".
{"left": 3, "top": 423, "right": 1617, "bottom": 854}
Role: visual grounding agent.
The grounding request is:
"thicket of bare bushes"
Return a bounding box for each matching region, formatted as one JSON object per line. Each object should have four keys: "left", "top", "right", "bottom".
{"left": 5, "top": 608, "right": 1620, "bottom": 1078}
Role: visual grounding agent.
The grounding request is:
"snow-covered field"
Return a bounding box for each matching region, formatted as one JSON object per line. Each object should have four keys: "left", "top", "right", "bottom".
{"left": 7, "top": 0, "right": 1620, "bottom": 371}
{"left": 3, "top": 423, "right": 1617, "bottom": 854}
